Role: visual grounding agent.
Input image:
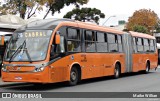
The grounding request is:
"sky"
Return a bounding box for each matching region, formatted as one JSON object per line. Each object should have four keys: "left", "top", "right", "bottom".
{"left": 42, "top": 0, "right": 160, "bottom": 26}
{"left": 1, "top": 0, "right": 160, "bottom": 26}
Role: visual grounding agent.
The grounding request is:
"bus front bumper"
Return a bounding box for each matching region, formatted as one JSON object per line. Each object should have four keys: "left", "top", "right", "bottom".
{"left": 1, "top": 71, "right": 50, "bottom": 83}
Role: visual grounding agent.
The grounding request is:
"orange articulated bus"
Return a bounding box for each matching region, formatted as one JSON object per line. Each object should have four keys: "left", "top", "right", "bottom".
{"left": 1, "top": 19, "right": 158, "bottom": 85}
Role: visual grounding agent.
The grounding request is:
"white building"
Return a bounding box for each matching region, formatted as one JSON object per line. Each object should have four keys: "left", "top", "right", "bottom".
{"left": 110, "top": 20, "right": 126, "bottom": 31}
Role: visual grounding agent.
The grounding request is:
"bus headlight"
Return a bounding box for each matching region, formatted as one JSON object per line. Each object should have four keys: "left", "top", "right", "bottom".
{"left": 34, "top": 66, "right": 45, "bottom": 72}
{"left": 1, "top": 64, "right": 7, "bottom": 72}
{"left": 39, "top": 67, "right": 45, "bottom": 71}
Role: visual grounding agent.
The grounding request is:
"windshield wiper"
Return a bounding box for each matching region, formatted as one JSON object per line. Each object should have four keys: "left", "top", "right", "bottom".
{"left": 19, "top": 40, "right": 32, "bottom": 63}
{"left": 24, "top": 47, "right": 32, "bottom": 63}
{"left": 9, "top": 40, "right": 32, "bottom": 63}
{"left": 9, "top": 40, "right": 26, "bottom": 62}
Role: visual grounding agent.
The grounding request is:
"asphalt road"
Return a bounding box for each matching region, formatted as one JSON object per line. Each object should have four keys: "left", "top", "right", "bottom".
{"left": 0, "top": 68, "right": 160, "bottom": 101}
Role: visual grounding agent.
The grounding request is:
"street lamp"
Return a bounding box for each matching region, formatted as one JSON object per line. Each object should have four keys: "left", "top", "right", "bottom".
{"left": 102, "top": 15, "right": 116, "bottom": 26}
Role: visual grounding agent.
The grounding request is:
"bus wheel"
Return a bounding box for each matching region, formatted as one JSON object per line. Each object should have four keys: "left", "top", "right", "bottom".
{"left": 68, "top": 67, "right": 79, "bottom": 86}
{"left": 114, "top": 64, "right": 120, "bottom": 79}
{"left": 145, "top": 62, "right": 150, "bottom": 73}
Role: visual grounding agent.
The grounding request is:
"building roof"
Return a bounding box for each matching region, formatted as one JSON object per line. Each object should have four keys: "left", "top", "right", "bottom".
{"left": 0, "top": 14, "right": 40, "bottom": 29}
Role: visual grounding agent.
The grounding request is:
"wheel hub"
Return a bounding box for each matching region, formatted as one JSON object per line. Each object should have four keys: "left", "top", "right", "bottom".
{"left": 71, "top": 72, "right": 76, "bottom": 81}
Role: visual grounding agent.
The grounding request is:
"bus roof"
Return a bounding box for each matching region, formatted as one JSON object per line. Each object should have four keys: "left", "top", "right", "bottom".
{"left": 78, "top": 21, "right": 124, "bottom": 34}
{"left": 26, "top": 18, "right": 74, "bottom": 29}
{"left": 15, "top": 18, "right": 156, "bottom": 39}
{"left": 16, "top": 18, "right": 75, "bottom": 31}
{"left": 129, "top": 31, "right": 155, "bottom": 39}
{"left": 58, "top": 20, "right": 124, "bottom": 35}
{"left": 16, "top": 18, "right": 124, "bottom": 35}
{"left": 0, "top": 31, "right": 13, "bottom": 36}
{"left": 24, "top": 18, "right": 124, "bottom": 35}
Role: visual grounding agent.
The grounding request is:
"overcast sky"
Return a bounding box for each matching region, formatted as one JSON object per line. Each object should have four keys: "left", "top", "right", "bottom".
{"left": 1, "top": 0, "right": 159, "bottom": 26}
{"left": 42, "top": 0, "right": 160, "bottom": 26}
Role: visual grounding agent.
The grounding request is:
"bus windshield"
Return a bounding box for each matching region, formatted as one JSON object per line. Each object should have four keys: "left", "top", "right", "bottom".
{"left": 4, "top": 30, "right": 52, "bottom": 62}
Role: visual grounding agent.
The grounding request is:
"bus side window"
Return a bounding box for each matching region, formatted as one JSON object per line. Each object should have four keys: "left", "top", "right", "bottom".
{"left": 149, "top": 39, "right": 155, "bottom": 52}
{"left": 85, "top": 30, "right": 96, "bottom": 52}
{"left": 96, "top": 32, "right": 108, "bottom": 52}
{"left": 133, "top": 37, "right": 137, "bottom": 53}
{"left": 143, "top": 38, "right": 150, "bottom": 52}
{"left": 137, "top": 38, "right": 143, "bottom": 52}
{"left": 67, "top": 28, "right": 81, "bottom": 52}
{"left": 107, "top": 33, "right": 118, "bottom": 52}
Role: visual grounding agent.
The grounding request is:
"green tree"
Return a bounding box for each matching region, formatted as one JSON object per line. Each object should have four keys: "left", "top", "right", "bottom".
{"left": 0, "top": 0, "right": 45, "bottom": 19}
{"left": 43, "top": 0, "right": 89, "bottom": 19}
{"left": 63, "top": 7, "right": 105, "bottom": 24}
{"left": 132, "top": 25, "right": 149, "bottom": 33}
{"left": 155, "top": 20, "right": 160, "bottom": 33}
{"left": 0, "top": 0, "right": 89, "bottom": 19}
{"left": 156, "top": 27, "right": 160, "bottom": 33}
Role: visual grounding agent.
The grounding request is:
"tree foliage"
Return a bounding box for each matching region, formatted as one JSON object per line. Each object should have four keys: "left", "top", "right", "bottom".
{"left": 132, "top": 25, "right": 149, "bottom": 33}
{"left": 126, "top": 9, "right": 159, "bottom": 34}
{"left": 0, "top": 0, "right": 45, "bottom": 19}
{"left": 0, "top": 0, "right": 89, "bottom": 19}
{"left": 43, "top": 0, "right": 89, "bottom": 19}
{"left": 63, "top": 7, "right": 105, "bottom": 24}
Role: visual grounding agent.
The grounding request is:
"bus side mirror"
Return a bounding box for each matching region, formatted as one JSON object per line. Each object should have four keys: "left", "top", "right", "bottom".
{"left": 55, "top": 31, "right": 60, "bottom": 44}
{"left": 0, "top": 36, "right": 4, "bottom": 45}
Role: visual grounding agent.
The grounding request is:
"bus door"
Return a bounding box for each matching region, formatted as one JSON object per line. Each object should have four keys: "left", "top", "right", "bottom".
{"left": 83, "top": 30, "right": 104, "bottom": 78}
{"left": 132, "top": 37, "right": 144, "bottom": 71}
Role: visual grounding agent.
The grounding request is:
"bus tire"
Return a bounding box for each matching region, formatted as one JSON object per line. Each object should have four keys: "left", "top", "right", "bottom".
{"left": 68, "top": 67, "right": 79, "bottom": 86}
{"left": 145, "top": 62, "right": 150, "bottom": 73}
{"left": 114, "top": 64, "right": 120, "bottom": 79}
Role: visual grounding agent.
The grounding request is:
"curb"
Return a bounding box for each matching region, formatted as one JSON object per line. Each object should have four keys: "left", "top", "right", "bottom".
{"left": 0, "top": 82, "right": 29, "bottom": 87}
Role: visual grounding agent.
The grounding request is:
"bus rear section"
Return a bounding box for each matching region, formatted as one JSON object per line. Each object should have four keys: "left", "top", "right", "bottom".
{"left": 129, "top": 31, "right": 158, "bottom": 73}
